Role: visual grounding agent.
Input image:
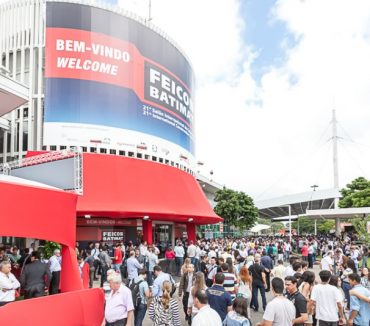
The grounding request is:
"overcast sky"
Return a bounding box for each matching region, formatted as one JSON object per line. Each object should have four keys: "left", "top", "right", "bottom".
{"left": 116, "top": 0, "right": 370, "bottom": 201}
{"left": 4, "top": 0, "right": 370, "bottom": 201}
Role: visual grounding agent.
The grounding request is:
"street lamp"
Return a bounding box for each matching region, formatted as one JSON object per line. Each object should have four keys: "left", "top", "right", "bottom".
{"left": 279, "top": 205, "right": 292, "bottom": 243}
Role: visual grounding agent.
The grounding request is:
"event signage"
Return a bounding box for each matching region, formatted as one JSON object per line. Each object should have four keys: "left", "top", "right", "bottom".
{"left": 44, "top": 2, "right": 195, "bottom": 164}
{"left": 102, "top": 231, "right": 125, "bottom": 242}
{"left": 77, "top": 218, "right": 138, "bottom": 227}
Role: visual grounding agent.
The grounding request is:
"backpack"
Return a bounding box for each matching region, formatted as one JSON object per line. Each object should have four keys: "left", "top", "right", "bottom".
{"left": 129, "top": 279, "right": 144, "bottom": 308}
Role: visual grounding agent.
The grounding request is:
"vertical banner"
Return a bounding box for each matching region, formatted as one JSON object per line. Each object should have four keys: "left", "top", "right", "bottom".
{"left": 45, "top": 2, "right": 195, "bottom": 166}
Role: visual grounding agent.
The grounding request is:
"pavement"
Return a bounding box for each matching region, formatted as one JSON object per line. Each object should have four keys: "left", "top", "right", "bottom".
{"left": 95, "top": 264, "right": 323, "bottom": 326}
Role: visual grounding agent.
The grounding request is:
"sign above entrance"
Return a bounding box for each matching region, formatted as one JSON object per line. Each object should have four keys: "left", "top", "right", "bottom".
{"left": 102, "top": 230, "right": 125, "bottom": 242}
{"left": 77, "top": 218, "right": 138, "bottom": 227}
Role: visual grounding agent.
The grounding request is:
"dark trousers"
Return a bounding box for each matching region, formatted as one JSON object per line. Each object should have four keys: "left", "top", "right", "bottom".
{"left": 50, "top": 271, "right": 60, "bottom": 295}
{"left": 100, "top": 265, "right": 109, "bottom": 287}
{"left": 165, "top": 259, "right": 173, "bottom": 273}
{"left": 134, "top": 303, "right": 147, "bottom": 326}
{"left": 318, "top": 321, "right": 338, "bottom": 326}
{"left": 89, "top": 266, "right": 95, "bottom": 288}
{"left": 251, "top": 282, "right": 267, "bottom": 311}
{"left": 182, "top": 292, "right": 190, "bottom": 316}
{"left": 265, "top": 272, "right": 271, "bottom": 291}
{"left": 24, "top": 284, "right": 45, "bottom": 299}
{"left": 308, "top": 254, "right": 314, "bottom": 268}
{"left": 105, "top": 318, "right": 127, "bottom": 326}
{"left": 175, "top": 257, "right": 183, "bottom": 276}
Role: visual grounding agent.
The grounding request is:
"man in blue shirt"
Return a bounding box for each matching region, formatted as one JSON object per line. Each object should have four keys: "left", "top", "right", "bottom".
{"left": 132, "top": 268, "right": 150, "bottom": 326}
{"left": 348, "top": 273, "right": 370, "bottom": 326}
{"left": 126, "top": 250, "right": 143, "bottom": 282}
{"left": 152, "top": 265, "right": 172, "bottom": 297}
{"left": 206, "top": 272, "right": 232, "bottom": 321}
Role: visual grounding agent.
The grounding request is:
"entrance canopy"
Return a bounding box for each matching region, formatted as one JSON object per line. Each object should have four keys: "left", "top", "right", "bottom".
{"left": 77, "top": 154, "right": 222, "bottom": 224}
{"left": 256, "top": 188, "right": 341, "bottom": 220}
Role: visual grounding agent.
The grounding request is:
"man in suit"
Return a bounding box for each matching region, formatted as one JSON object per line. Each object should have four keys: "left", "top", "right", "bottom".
{"left": 20, "top": 251, "right": 51, "bottom": 299}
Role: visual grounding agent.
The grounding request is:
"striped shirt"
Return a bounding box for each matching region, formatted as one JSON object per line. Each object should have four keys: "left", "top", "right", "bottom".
{"left": 148, "top": 297, "right": 181, "bottom": 326}
{"left": 222, "top": 272, "right": 237, "bottom": 299}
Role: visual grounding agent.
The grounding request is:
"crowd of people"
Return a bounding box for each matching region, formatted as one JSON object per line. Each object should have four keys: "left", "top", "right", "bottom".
{"left": 0, "top": 234, "right": 369, "bottom": 326}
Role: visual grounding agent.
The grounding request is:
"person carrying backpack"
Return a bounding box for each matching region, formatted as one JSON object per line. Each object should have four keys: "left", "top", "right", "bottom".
{"left": 130, "top": 268, "right": 150, "bottom": 326}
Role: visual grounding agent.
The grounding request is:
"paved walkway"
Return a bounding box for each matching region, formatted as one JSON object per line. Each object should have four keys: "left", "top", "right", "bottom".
{"left": 94, "top": 264, "right": 322, "bottom": 325}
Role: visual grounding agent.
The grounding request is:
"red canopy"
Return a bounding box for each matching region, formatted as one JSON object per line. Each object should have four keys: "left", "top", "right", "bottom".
{"left": 77, "top": 153, "right": 222, "bottom": 224}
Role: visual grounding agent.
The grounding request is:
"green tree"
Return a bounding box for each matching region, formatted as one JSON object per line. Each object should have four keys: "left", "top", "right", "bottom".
{"left": 339, "top": 177, "right": 370, "bottom": 208}
{"left": 339, "top": 177, "right": 370, "bottom": 242}
{"left": 291, "top": 217, "right": 335, "bottom": 234}
{"left": 214, "top": 187, "right": 258, "bottom": 230}
{"left": 352, "top": 217, "right": 370, "bottom": 243}
{"left": 40, "top": 241, "right": 61, "bottom": 259}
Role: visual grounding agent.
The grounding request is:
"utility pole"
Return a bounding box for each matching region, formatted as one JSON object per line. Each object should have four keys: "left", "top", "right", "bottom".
{"left": 331, "top": 110, "right": 341, "bottom": 236}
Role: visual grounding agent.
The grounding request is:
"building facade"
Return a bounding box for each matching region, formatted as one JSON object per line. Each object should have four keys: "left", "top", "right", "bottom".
{"left": 0, "top": 0, "right": 221, "bottom": 248}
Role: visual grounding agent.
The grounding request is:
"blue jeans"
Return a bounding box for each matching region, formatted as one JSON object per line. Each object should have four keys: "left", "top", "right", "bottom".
{"left": 175, "top": 257, "right": 183, "bottom": 276}
{"left": 112, "top": 263, "right": 121, "bottom": 272}
{"left": 342, "top": 281, "right": 351, "bottom": 309}
{"left": 147, "top": 271, "right": 153, "bottom": 286}
{"left": 134, "top": 303, "right": 147, "bottom": 326}
{"left": 251, "top": 282, "right": 267, "bottom": 311}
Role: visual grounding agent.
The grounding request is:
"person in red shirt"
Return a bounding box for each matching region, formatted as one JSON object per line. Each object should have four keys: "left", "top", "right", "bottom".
{"left": 301, "top": 242, "right": 309, "bottom": 262}
{"left": 165, "top": 246, "right": 176, "bottom": 273}
{"left": 112, "top": 243, "right": 123, "bottom": 272}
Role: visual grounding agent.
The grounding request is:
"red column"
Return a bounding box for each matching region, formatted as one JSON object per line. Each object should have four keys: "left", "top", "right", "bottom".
{"left": 187, "top": 223, "right": 196, "bottom": 242}
{"left": 142, "top": 219, "right": 153, "bottom": 245}
{"left": 60, "top": 245, "right": 83, "bottom": 292}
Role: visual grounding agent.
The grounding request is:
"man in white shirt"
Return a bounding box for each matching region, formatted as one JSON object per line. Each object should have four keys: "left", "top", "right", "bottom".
{"left": 308, "top": 270, "right": 345, "bottom": 326}
{"left": 192, "top": 288, "right": 222, "bottom": 326}
{"left": 0, "top": 261, "right": 20, "bottom": 306}
{"left": 187, "top": 241, "right": 197, "bottom": 266}
{"left": 102, "top": 273, "right": 134, "bottom": 326}
{"left": 174, "top": 242, "right": 185, "bottom": 276}
{"left": 257, "top": 278, "right": 295, "bottom": 326}
{"left": 48, "top": 249, "right": 62, "bottom": 295}
{"left": 320, "top": 251, "right": 333, "bottom": 273}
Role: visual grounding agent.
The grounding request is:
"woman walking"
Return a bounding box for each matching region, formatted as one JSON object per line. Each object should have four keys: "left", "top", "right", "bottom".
{"left": 148, "top": 280, "right": 181, "bottom": 326}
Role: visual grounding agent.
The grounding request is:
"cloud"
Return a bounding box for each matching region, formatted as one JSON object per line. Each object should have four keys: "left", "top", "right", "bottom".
{"left": 118, "top": 0, "right": 370, "bottom": 200}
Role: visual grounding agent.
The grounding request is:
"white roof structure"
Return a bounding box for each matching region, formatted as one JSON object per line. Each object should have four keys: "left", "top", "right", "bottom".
{"left": 250, "top": 224, "right": 271, "bottom": 233}
{"left": 256, "top": 188, "right": 341, "bottom": 220}
{"left": 0, "top": 71, "right": 28, "bottom": 117}
{"left": 0, "top": 174, "right": 60, "bottom": 190}
{"left": 306, "top": 207, "right": 370, "bottom": 219}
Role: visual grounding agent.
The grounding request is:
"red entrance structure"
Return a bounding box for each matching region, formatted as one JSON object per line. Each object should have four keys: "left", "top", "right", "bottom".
{"left": 0, "top": 175, "right": 104, "bottom": 324}
{"left": 77, "top": 153, "right": 222, "bottom": 243}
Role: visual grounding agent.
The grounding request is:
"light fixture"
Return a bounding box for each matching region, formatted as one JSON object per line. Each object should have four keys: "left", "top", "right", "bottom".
{"left": 143, "top": 215, "right": 150, "bottom": 220}
{"left": 188, "top": 217, "right": 193, "bottom": 222}
{"left": 84, "top": 215, "right": 91, "bottom": 219}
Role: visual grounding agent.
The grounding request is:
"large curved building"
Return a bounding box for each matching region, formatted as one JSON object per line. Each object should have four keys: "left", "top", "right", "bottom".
{"left": 0, "top": 0, "right": 221, "bottom": 248}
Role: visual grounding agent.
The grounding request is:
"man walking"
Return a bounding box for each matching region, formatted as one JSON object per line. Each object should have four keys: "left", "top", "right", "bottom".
{"left": 261, "top": 251, "right": 273, "bottom": 292}
{"left": 248, "top": 253, "right": 267, "bottom": 312}
{"left": 257, "top": 278, "right": 295, "bottom": 326}
{"left": 348, "top": 273, "right": 370, "bottom": 326}
{"left": 20, "top": 251, "right": 51, "bottom": 299}
{"left": 48, "top": 249, "right": 62, "bottom": 294}
{"left": 308, "top": 270, "right": 345, "bottom": 326}
{"left": 174, "top": 241, "right": 185, "bottom": 276}
{"left": 206, "top": 273, "right": 232, "bottom": 322}
{"left": 285, "top": 276, "right": 308, "bottom": 326}
{"left": 126, "top": 250, "right": 143, "bottom": 283}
